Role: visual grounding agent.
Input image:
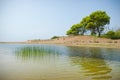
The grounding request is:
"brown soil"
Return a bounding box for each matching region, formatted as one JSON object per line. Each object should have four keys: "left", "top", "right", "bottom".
{"left": 26, "top": 36, "right": 120, "bottom": 48}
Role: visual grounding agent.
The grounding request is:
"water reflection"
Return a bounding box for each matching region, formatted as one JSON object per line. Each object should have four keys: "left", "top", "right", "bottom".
{"left": 14, "top": 45, "right": 120, "bottom": 80}
{"left": 68, "top": 47, "right": 112, "bottom": 80}
{"left": 70, "top": 57, "right": 112, "bottom": 80}
{"left": 1, "top": 44, "right": 120, "bottom": 80}
{"left": 68, "top": 47, "right": 120, "bottom": 61}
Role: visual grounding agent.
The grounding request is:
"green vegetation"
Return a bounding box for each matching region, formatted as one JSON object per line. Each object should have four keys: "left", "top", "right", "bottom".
{"left": 105, "top": 30, "right": 115, "bottom": 39}
{"left": 16, "top": 46, "right": 59, "bottom": 60}
{"left": 66, "top": 10, "right": 120, "bottom": 39}
{"left": 51, "top": 36, "right": 59, "bottom": 39}
{"left": 66, "top": 24, "right": 81, "bottom": 35}
{"left": 66, "top": 10, "right": 110, "bottom": 37}
{"left": 105, "top": 29, "right": 120, "bottom": 39}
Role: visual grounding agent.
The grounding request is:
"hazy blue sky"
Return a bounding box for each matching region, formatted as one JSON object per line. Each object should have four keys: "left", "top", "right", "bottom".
{"left": 0, "top": 0, "right": 120, "bottom": 42}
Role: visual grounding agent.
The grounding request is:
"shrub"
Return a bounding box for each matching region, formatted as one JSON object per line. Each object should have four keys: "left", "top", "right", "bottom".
{"left": 114, "top": 30, "right": 120, "bottom": 39}
{"left": 105, "top": 30, "right": 120, "bottom": 39}
{"left": 105, "top": 30, "right": 115, "bottom": 39}
{"left": 51, "top": 36, "right": 59, "bottom": 39}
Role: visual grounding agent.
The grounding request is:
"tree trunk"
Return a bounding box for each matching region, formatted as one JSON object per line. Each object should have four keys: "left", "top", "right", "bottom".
{"left": 98, "top": 32, "right": 101, "bottom": 37}
{"left": 97, "top": 27, "right": 101, "bottom": 37}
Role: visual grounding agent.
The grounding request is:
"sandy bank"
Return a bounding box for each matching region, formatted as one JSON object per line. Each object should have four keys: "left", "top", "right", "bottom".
{"left": 26, "top": 36, "right": 120, "bottom": 48}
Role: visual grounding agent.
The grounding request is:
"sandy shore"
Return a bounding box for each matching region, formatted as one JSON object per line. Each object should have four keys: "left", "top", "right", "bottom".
{"left": 25, "top": 36, "right": 120, "bottom": 49}
{"left": 0, "top": 36, "right": 120, "bottom": 48}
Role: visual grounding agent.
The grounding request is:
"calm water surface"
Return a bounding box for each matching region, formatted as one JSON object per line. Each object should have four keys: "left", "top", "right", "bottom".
{"left": 0, "top": 44, "right": 120, "bottom": 80}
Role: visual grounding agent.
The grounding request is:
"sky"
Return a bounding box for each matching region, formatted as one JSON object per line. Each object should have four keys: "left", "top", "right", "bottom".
{"left": 0, "top": 0, "right": 120, "bottom": 42}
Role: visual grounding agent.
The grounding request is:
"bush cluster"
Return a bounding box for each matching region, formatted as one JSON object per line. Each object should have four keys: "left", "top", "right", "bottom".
{"left": 105, "top": 30, "right": 120, "bottom": 39}
{"left": 51, "top": 36, "right": 59, "bottom": 39}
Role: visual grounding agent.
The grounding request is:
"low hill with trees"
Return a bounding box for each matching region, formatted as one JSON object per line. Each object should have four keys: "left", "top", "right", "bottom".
{"left": 26, "top": 10, "right": 120, "bottom": 48}
{"left": 66, "top": 10, "right": 120, "bottom": 39}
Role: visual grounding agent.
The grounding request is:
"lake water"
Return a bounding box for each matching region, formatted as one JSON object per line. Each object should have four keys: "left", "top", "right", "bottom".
{"left": 0, "top": 44, "right": 120, "bottom": 80}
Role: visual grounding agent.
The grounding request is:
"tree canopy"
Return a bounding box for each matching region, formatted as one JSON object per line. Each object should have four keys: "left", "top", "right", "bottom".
{"left": 66, "top": 10, "right": 110, "bottom": 37}
{"left": 66, "top": 24, "right": 80, "bottom": 35}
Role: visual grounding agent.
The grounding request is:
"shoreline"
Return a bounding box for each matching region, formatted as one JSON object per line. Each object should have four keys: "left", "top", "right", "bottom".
{"left": 0, "top": 42, "right": 120, "bottom": 49}
{"left": 0, "top": 36, "right": 120, "bottom": 49}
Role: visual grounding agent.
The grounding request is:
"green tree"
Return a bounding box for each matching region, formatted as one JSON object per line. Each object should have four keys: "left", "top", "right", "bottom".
{"left": 88, "top": 11, "right": 110, "bottom": 37}
{"left": 86, "top": 22, "right": 96, "bottom": 35}
{"left": 83, "top": 16, "right": 97, "bottom": 35}
{"left": 79, "top": 16, "right": 89, "bottom": 35}
{"left": 66, "top": 10, "right": 110, "bottom": 37}
{"left": 66, "top": 24, "right": 80, "bottom": 35}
